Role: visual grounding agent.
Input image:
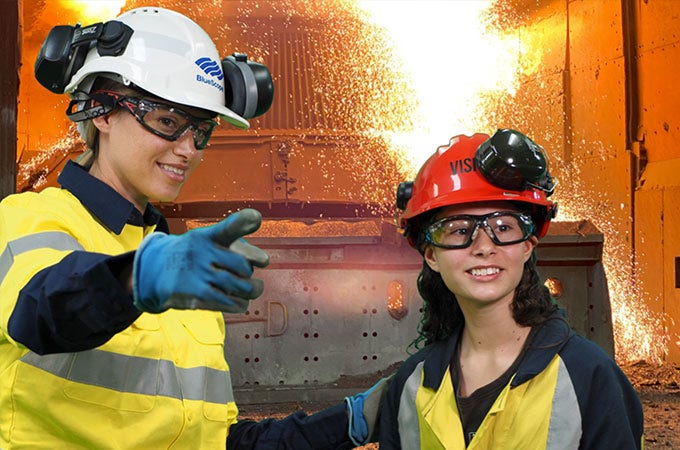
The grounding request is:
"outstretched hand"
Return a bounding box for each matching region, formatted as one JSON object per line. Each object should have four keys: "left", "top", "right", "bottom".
{"left": 132, "top": 208, "right": 269, "bottom": 313}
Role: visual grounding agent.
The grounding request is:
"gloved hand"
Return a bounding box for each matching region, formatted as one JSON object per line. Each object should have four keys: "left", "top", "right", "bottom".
{"left": 344, "top": 375, "right": 392, "bottom": 446}
{"left": 132, "top": 208, "right": 269, "bottom": 313}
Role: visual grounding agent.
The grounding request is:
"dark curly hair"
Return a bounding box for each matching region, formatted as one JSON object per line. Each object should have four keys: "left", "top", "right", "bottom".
{"left": 407, "top": 207, "right": 558, "bottom": 351}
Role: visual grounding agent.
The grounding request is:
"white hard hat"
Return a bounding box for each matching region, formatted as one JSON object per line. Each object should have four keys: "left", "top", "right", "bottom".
{"left": 65, "top": 7, "right": 250, "bottom": 129}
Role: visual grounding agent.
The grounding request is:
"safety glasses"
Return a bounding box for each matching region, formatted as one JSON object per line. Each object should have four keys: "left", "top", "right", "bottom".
{"left": 425, "top": 211, "right": 535, "bottom": 249}
{"left": 114, "top": 96, "right": 217, "bottom": 150}
{"left": 73, "top": 90, "right": 218, "bottom": 150}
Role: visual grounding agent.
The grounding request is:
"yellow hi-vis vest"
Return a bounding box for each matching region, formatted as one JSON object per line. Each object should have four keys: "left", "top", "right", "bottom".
{"left": 408, "top": 357, "right": 571, "bottom": 449}
{"left": 0, "top": 186, "right": 238, "bottom": 449}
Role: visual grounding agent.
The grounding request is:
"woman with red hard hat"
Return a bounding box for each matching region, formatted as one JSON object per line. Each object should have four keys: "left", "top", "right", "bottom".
{"left": 379, "top": 129, "right": 643, "bottom": 449}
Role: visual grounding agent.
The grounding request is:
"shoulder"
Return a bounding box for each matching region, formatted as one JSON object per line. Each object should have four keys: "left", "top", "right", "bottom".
{"left": 1, "top": 187, "right": 80, "bottom": 212}
{"left": 390, "top": 339, "right": 452, "bottom": 393}
{"left": 559, "top": 333, "right": 618, "bottom": 373}
{"left": 0, "top": 188, "right": 83, "bottom": 235}
{"left": 558, "top": 334, "right": 638, "bottom": 403}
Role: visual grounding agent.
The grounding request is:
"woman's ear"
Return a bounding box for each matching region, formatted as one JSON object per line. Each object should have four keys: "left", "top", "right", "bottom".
{"left": 523, "top": 236, "right": 538, "bottom": 263}
{"left": 92, "top": 113, "right": 113, "bottom": 133}
{"left": 424, "top": 245, "right": 441, "bottom": 273}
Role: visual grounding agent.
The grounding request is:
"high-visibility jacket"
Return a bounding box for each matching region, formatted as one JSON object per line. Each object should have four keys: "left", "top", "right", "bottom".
{"left": 379, "top": 315, "right": 644, "bottom": 450}
{"left": 0, "top": 161, "right": 352, "bottom": 450}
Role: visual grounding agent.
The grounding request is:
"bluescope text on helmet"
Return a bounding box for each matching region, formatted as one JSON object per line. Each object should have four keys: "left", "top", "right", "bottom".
{"left": 35, "top": 7, "right": 274, "bottom": 130}
{"left": 195, "top": 57, "right": 225, "bottom": 93}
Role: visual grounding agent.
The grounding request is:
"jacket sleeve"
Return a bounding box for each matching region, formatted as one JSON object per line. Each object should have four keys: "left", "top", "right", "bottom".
{"left": 566, "top": 337, "right": 644, "bottom": 450}
{"left": 5, "top": 251, "right": 141, "bottom": 354}
{"left": 378, "top": 358, "right": 416, "bottom": 450}
{"left": 226, "top": 403, "right": 354, "bottom": 450}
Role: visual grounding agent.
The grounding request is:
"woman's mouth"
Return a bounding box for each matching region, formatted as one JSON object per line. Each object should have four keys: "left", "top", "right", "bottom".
{"left": 469, "top": 267, "right": 501, "bottom": 277}
{"left": 158, "top": 163, "right": 186, "bottom": 181}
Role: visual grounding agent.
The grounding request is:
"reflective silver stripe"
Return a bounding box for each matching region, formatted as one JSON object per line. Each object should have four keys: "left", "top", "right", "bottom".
{"left": 0, "top": 231, "right": 84, "bottom": 284}
{"left": 398, "top": 361, "right": 424, "bottom": 450}
{"left": 546, "top": 358, "right": 582, "bottom": 449}
{"left": 21, "top": 349, "right": 234, "bottom": 404}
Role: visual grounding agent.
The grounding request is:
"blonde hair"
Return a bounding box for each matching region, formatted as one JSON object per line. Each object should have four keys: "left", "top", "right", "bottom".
{"left": 72, "top": 75, "right": 141, "bottom": 170}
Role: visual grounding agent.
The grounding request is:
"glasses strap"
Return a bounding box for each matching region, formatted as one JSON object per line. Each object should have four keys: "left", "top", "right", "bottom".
{"left": 66, "top": 90, "right": 118, "bottom": 123}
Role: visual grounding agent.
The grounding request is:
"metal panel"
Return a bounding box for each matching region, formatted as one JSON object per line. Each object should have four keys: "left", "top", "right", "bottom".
{"left": 636, "top": 37, "right": 680, "bottom": 162}
{"left": 221, "top": 220, "right": 613, "bottom": 403}
{"left": 225, "top": 268, "right": 422, "bottom": 387}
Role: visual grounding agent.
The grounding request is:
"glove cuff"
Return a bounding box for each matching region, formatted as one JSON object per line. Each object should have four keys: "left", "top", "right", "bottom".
{"left": 132, "top": 232, "right": 168, "bottom": 313}
{"left": 344, "top": 396, "right": 368, "bottom": 447}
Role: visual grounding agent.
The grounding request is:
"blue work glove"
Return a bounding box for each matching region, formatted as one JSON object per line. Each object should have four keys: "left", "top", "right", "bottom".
{"left": 132, "top": 208, "right": 269, "bottom": 313}
{"left": 344, "top": 376, "right": 392, "bottom": 446}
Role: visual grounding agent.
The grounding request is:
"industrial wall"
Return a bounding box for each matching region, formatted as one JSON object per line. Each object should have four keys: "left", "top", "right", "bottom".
{"left": 482, "top": 0, "right": 679, "bottom": 363}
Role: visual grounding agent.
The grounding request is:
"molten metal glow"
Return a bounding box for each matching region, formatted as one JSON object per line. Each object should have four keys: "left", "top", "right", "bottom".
{"left": 357, "top": 0, "right": 528, "bottom": 171}
{"left": 58, "top": 0, "right": 126, "bottom": 23}
{"left": 17, "top": 0, "right": 665, "bottom": 363}
{"left": 358, "top": 0, "right": 664, "bottom": 363}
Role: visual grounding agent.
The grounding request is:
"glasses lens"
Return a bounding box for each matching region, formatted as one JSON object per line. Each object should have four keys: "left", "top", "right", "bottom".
{"left": 124, "top": 98, "right": 216, "bottom": 149}
{"left": 139, "top": 102, "right": 191, "bottom": 138}
{"left": 486, "top": 213, "right": 533, "bottom": 244}
{"left": 191, "top": 120, "right": 217, "bottom": 150}
{"left": 428, "top": 217, "right": 477, "bottom": 248}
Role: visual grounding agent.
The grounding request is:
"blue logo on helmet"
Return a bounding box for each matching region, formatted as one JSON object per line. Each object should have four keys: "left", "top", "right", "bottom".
{"left": 195, "top": 57, "right": 224, "bottom": 92}
{"left": 195, "top": 57, "right": 224, "bottom": 80}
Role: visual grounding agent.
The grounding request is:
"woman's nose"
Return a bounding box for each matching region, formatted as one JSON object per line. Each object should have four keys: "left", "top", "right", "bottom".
{"left": 173, "top": 130, "right": 199, "bottom": 157}
{"left": 470, "top": 225, "right": 497, "bottom": 255}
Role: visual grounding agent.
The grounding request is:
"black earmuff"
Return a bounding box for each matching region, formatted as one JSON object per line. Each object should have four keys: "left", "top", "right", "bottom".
{"left": 222, "top": 53, "right": 274, "bottom": 119}
{"left": 35, "top": 21, "right": 134, "bottom": 94}
{"left": 396, "top": 181, "right": 414, "bottom": 210}
{"left": 475, "top": 129, "right": 556, "bottom": 196}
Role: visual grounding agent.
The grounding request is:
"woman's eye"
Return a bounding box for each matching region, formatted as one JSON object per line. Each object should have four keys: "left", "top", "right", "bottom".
{"left": 157, "top": 116, "right": 180, "bottom": 131}
{"left": 445, "top": 223, "right": 470, "bottom": 236}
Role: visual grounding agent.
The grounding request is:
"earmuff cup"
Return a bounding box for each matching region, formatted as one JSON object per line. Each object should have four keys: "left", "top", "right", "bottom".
{"left": 222, "top": 53, "right": 274, "bottom": 119}
{"left": 35, "top": 21, "right": 133, "bottom": 94}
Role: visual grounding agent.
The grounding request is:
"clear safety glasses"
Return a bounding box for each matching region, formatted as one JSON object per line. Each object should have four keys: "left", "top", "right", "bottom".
{"left": 79, "top": 91, "right": 218, "bottom": 150}
{"left": 114, "top": 96, "right": 218, "bottom": 150}
{"left": 425, "top": 211, "right": 535, "bottom": 249}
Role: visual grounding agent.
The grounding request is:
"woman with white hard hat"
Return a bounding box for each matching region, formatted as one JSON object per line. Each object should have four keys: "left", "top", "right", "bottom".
{"left": 0, "top": 6, "right": 384, "bottom": 449}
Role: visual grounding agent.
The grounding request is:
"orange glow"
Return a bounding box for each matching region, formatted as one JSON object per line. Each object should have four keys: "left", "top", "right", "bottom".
{"left": 544, "top": 277, "right": 564, "bottom": 299}
{"left": 17, "top": 0, "right": 124, "bottom": 186}
{"left": 55, "top": 0, "right": 126, "bottom": 23}
{"left": 387, "top": 280, "right": 408, "bottom": 321}
{"left": 358, "top": 1, "right": 665, "bottom": 363}
{"left": 16, "top": 0, "right": 665, "bottom": 364}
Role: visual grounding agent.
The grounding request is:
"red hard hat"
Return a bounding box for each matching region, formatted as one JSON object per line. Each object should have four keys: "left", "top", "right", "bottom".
{"left": 397, "top": 130, "right": 557, "bottom": 248}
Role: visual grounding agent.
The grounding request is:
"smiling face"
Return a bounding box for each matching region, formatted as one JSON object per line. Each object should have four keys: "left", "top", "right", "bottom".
{"left": 90, "top": 96, "right": 211, "bottom": 212}
{"left": 423, "top": 201, "right": 537, "bottom": 312}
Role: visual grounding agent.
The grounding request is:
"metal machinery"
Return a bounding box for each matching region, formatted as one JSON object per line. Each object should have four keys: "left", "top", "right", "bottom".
{"left": 165, "top": 192, "right": 613, "bottom": 404}
{"left": 152, "top": 2, "right": 615, "bottom": 402}
{"left": 6, "top": 0, "right": 616, "bottom": 403}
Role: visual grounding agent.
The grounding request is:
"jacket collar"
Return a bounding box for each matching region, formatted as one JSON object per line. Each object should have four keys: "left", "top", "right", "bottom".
{"left": 57, "top": 160, "right": 168, "bottom": 235}
{"left": 421, "top": 312, "right": 573, "bottom": 390}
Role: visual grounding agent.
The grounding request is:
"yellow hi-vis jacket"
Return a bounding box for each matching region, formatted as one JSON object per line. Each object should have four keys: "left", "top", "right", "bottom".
{"left": 379, "top": 316, "right": 644, "bottom": 449}
{"left": 0, "top": 162, "right": 237, "bottom": 449}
